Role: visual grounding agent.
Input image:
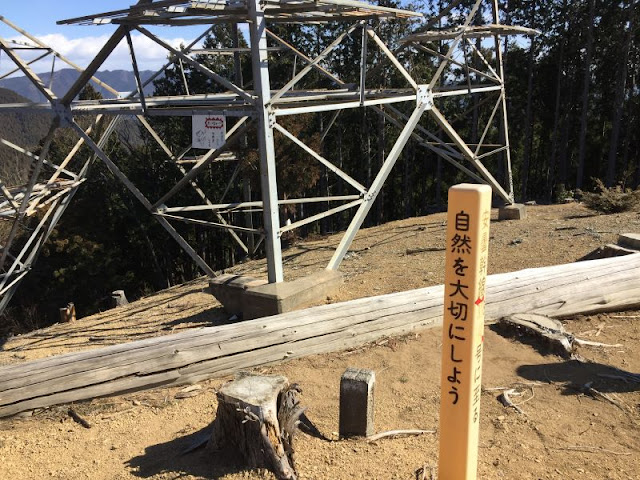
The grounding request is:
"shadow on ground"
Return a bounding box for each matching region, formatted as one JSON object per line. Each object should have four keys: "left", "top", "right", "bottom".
{"left": 1, "top": 288, "right": 232, "bottom": 355}
{"left": 127, "top": 423, "right": 259, "bottom": 479}
{"left": 517, "top": 360, "right": 640, "bottom": 394}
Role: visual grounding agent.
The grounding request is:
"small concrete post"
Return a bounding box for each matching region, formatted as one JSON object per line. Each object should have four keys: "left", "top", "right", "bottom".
{"left": 339, "top": 367, "right": 375, "bottom": 438}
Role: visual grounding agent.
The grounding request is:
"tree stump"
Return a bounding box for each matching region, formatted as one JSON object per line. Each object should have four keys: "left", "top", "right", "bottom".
{"left": 111, "top": 290, "right": 129, "bottom": 307}
{"left": 59, "top": 303, "right": 75, "bottom": 323}
{"left": 209, "top": 374, "right": 304, "bottom": 480}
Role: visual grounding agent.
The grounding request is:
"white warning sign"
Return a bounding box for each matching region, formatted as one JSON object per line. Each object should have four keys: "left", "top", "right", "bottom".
{"left": 192, "top": 115, "right": 226, "bottom": 150}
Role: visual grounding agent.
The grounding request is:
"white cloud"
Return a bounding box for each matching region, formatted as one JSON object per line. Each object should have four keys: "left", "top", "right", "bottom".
{"left": 2, "top": 32, "right": 196, "bottom": 74}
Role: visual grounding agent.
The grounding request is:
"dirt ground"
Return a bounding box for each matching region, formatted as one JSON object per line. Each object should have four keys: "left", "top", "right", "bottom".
{"left": 0, "top": 202, "right": 639, "bottom": 479}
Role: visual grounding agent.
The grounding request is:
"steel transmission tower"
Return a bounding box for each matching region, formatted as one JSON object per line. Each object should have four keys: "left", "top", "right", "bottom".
{"left": 0, "top": 0, "right": 535, "bottom": 314}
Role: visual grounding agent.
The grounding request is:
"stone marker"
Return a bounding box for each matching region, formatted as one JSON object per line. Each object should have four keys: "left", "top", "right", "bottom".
{"left": 339, "top": 367, "right": 375, "bottom": 438}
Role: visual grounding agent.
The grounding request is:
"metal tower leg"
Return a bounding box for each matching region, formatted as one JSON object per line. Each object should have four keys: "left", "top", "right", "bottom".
{"left": 492, "top": 0, "right": 515, "bottom": 202}
{"left": 249, "top": 0, "right": 284, "bottom": 283}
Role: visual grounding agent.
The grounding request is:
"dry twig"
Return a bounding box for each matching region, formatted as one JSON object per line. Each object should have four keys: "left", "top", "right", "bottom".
{"left": 489, "top": 383, "right": 539, "bottom": 414}
{"left": 68, "top": 408, "right": 91, "bottom": 428}
{"left": 367, "top": 429, "right": 435, "bottom": 442}
{"left": 573, "top": 338, "right": 623, "bottom": 348}
{"left": 497, "top": 389, "right": 525, "bottom": 414}
{"left": 415, "top": 464, "right": 436, "bottom": 480}
{"left": 581, "top": 382, "right": 628, "bottom": 412}
{"left": 552, "top": 445, "right": 632, "bottom": 456}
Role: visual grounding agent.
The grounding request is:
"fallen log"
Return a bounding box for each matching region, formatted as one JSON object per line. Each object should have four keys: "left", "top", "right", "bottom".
{"left": 0, "top": 254, "right": 639, "bottom": 418}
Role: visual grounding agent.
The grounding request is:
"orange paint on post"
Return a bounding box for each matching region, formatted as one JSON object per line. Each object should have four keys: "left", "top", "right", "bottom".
{"left": 438, "top": 184, "right": 492, "bottom": 480}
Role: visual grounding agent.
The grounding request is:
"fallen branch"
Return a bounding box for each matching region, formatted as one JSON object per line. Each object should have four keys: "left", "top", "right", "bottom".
{"left": 581, "top": 382, "right": 628, "bottom": 412}
{"left": 175, "top": 385, "right": 203, "bottom": 399}
{"left": 367, "top": 429, "right": 435, "bottom": 442}
{"left": 415, "top": 464, "right": 436, "bottom": 480}
{"left": 67, "top": 408, "right": 91, "bottom": 428}
{"left": 497, "top": 389, "right": 525, "bottom": 414}
{"left": 490, "top": 383, "right": 539, "bottom": 415}
{"left": 483, "top": 382, "right": 545, "bottom": 392}
{"left": 405, "top": 247, "right": 445, "bottom": 255}
{"left": 497, "top": 314, "right": 625, "bottom": 357}
{"left": 573, "top": 338, "right": 623, "bottom": 348}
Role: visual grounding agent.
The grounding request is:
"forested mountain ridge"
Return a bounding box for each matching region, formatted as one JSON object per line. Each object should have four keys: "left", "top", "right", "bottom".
{"left": 0, "top": 69, "right": 156, "bottom": 102}
{"left": 0, "top": 87, "right": 50, "bottom": 186}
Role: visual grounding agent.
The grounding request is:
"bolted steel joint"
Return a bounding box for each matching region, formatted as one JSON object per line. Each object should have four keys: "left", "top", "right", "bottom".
{"left": 51, "top": 101, "right": 74, "bottom": 127}
{"left": 268, "top": 111, "right": 277, "bottom": 129}
{"left": 416, "top": 85, "right": 433, "bottom": 110}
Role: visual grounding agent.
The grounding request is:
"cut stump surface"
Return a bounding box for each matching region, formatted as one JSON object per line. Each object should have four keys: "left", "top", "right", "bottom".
{"left": 210, "top": 374, "right": 303, "bottom": 480}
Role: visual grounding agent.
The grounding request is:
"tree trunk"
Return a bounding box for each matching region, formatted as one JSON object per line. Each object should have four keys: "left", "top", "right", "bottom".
{"left": 403, "top": 142, "right": 411, "bottom": 219}
{"left": 576, "top": 0, "right": 595, "bottom": 190}
{"left": 547, "top": 25, "right": 566, "bottom": 202}
{"left": 376, "top": 112, "right": 385, "bottom": 225}
{"left": 521, "top": 29, "right": 536, "bottom": 200}
{"left": 606, "top": 1, "right": 634, "bottom": 187}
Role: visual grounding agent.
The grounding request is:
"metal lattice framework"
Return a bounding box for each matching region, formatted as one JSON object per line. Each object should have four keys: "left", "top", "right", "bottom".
{"left": 0, "top": 0, "right": 536, "bottom": 313}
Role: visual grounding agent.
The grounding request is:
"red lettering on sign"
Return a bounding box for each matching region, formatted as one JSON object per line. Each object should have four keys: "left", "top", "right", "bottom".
{"left": 204, "top": 117, "right": 224, "bottom": 129}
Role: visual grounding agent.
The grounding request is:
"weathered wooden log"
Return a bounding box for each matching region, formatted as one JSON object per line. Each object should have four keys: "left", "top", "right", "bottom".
{"left": 209, "top": 374, "right": 302, "bottom": 480}
{"left": 0, "top": 254, "right": 639, "bottom": 418}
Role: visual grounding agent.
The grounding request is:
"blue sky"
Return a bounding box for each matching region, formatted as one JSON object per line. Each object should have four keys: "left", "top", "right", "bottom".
{"left": 0, "top": 1, "right": 210, "bottom": 74}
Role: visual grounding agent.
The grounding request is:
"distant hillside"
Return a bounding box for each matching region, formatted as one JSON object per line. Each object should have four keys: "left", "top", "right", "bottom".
{"left": 0, "top": 69, "right": 156, "bottom": 103}
{"left": 0, "top": 88, "right": 51, "bottom": 186}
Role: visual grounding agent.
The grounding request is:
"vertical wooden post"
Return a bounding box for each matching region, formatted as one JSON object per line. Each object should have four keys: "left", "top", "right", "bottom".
{"left": 438, "top": 184, "right": 491, "bottom": 480}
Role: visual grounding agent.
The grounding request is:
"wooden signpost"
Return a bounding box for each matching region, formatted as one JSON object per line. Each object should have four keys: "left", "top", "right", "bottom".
{"left": 438, "top": 184, "right": 492, "bottom": 479}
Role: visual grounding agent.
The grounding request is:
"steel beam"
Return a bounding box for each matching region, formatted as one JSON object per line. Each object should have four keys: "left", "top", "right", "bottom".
{"left": 152, "top": 118, "right": 251, "bottom": 209}
{"left": 136, "top": 26, "right": 254, "bottom": 103}
{"left": 125, "top": 29, "right": 147, "bottom": 112}
{"left": 328, "top": 99, "right": 429, "bottom": 270}
{"left": 162, "top": 195, "right": 362, "bottom": 213}
{"left": 69, "top": 120, "right": 216, "bottom": 277}
{"left": 280, "top": 199, "right": 363, "bottom": 234}
{"left": 273, "top": 123, "right": 367, "bottom": 193}
{"left": 0, "top": 121, "right": 57, "bottom": 271}
{"left": 491, "top": 0, "right": 514, "bottom": 202}
{"left": 428, "top": 0, "right": 483, "bottom": 90}
{"left": 136, "top": 115, "right": 249, "bottom": 253}
{"left": 367, "top": 27, "right": 418, "bottom": 90}
{"left": 0, "top": 37, "right": 57, "bottom": 102}
{"left": 249, "top": 0, "right": 283, "bottom": 283}
{"left": 429, "top": 105, "right": 511, "bottom": 202}
{"left": 63, "top": 26, "right": 128, "bottom": 104}
{"left": 269, "top": 22, "right": 361, "bottom": 104}
{"left": 266, "top": 29, "right": 347, "bottom": 88}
